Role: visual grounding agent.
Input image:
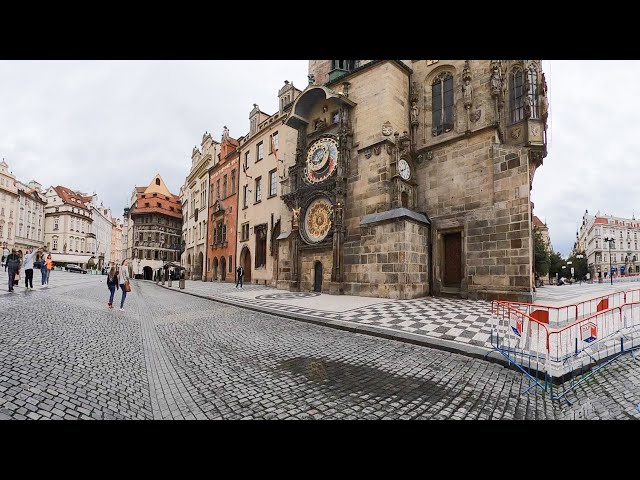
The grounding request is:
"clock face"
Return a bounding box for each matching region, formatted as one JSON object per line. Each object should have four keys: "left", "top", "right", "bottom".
{"left": 398, "top": 159, "right": 411, "bottom": 180}
{"left": 305, "top": 137, "right": 339, "bottom": 183}
{"left": 302, "top": 197, "right": 333, "bottom": 244}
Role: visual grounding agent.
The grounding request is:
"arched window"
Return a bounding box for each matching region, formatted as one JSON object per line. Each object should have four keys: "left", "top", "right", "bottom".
{"left": 510, "top": 67, "right": 525, "bottom": 123}
{"left": 432, "top": 72, "right": 454, "bottom": 136}
{"left": 156, "top": 178, "right": 160, "bottom": 186}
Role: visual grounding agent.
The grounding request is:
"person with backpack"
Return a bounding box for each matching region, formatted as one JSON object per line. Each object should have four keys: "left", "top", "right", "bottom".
{"left": 6, "top": 249, "right": 21, "bottom": 292}
{"left": 106, "top": 264, "right": 119, "bottom": 309}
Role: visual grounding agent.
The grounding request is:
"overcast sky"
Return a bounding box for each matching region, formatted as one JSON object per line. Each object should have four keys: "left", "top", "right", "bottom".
{"left": 0, "top": 60, "right": 631, "bottom": 257}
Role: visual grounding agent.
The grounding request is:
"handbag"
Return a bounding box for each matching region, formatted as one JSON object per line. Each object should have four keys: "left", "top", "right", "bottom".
{"left": 125, "top": 280, "right": 131, "bottom": 292}
{"left": 14, "top": 273, "right": 20, "bottom": 286}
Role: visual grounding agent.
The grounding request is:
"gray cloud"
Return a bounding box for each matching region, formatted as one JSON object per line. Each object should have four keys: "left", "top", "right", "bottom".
{"left": 2, "top": 60, "right": 631, "bottom": 258}
{"left": 0, "top": 60, "right": 309, "bottom": 215}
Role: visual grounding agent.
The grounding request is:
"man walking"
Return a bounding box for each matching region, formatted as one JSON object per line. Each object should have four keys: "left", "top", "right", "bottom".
{"left": 6, "top": 249, "right": 21, "bottom": 292}
{"left": 235, "top": 265, "right": 244, "bottom": 288}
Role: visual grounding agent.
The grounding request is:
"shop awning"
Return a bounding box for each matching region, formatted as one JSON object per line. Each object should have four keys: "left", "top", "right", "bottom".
{"left": 50, "top": 253, "right": 94, "bottom": 264}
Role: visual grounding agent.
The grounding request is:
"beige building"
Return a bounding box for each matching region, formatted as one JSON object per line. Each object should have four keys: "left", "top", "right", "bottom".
{"left": 277, "top": 60, "right": 548, "bottom": 301}
{"left": 111, "top": 218, "right": 123, "bottom": 265}
{"left": 14, "top": 180, "right": 46, "bottom": 252}
{"left": 181, "top": 133, "right": 218, "bottom": 280}
{"left": 236, "top": 81, "right": 301, "bottom": 285}
{"left": 577, "top": 210, "right": 640, "bottom": 279}
{"left": 124, "top": 174, "right": 182, "bottom": 280}
{"left": 43, "top": 186, "right": 96, "bottom": 267}
{"left": 0, "top": 159, "right": 18, "bottom": 253}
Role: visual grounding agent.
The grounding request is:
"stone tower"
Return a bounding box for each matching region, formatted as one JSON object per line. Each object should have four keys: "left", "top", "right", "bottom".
{"left": 280, "top": 60, "right": 548, "bottom": 301}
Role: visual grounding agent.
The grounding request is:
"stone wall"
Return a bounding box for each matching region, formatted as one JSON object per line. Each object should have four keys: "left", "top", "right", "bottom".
{"left": 343, "top": 218, "right": 428, "bottom": 299}
{"left": 299, "top": 249, "right": 333, "bottom": 293}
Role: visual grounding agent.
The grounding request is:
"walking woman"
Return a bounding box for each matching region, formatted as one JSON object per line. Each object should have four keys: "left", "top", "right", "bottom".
{"left": 106, "top": 264, "right": 119, "bottom": 309}
{"left": 44, "top": 254, "right": 53, "bottom": 285}
{"left": 39, "top": 253, "right": 48, "bottom": 285}
{"left": 118, "top": 259, "right": 130, "bottom": 311}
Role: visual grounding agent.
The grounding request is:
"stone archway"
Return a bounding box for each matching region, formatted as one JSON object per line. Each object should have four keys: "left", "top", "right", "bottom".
{"left": 212, "top": 257, "right": 219, "bottom": 281}
{"left": 240, "top": 246, "right": 252, "bottom": 282}
{"left": 220, "top": 256, "right": 226, "bottom": 281}
{"left": 196, "top": 252, "right": 203, "bottom": 281}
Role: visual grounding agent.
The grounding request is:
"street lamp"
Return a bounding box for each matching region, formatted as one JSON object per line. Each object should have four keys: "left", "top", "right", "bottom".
{"left": 604, "top": 237, "right": 615, "bottom": 285}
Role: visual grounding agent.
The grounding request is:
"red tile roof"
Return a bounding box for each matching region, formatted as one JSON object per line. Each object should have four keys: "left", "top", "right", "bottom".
{"left": 532, "top": 216, "right": 546, "bottom": 227}
{"left": 54, "top": 186, "right": 92, "bottom": 211}
{"left": 594, "top": 217, "right": 609, "bottom": 224}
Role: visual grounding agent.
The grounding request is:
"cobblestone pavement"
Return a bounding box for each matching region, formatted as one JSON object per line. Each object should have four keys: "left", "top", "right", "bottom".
{"left": 1, "top": 273, "right": 640, "bottom": 420}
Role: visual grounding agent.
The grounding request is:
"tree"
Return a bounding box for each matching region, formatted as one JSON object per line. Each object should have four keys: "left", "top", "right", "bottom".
{"left": 567, "top": 251, "right": 588, "bottom": 280}
{"left": 533, "top": 226, "right": 550, "bottom": 277}
{"left": 548, "top": 251, "right": 565, "bottom": 280}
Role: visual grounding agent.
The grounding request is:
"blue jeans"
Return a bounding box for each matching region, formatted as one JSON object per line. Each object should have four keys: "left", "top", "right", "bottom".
{"left": 108, "top": 285, "right": 116, "bottom": 306}
{"left": 120, "top": 284, "right": 127, "bottom": 308}
{"left": 41, "top": 268, "right": 47, "bottom": 285}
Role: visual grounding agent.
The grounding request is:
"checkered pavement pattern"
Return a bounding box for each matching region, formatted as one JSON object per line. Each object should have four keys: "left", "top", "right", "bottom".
{"left": 337, "top": 298, "right": 494, "bottom": 348}
{"left": 166, "top": 280, "right": 496, "bottom": 349}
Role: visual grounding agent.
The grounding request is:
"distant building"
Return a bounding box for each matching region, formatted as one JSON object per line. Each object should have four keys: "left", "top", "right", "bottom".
{"left": 181, "top": 133, "right": 218, "bottom": 280}
{"left": 577, "top": 210, "right": 640, "bottom": 279}
{"left": 207, "top": 127, "right": 241, "bottom": 282}
{"left": 532, "top": 215, "right": 552, "bottom": 252}
{"left": 124, "top": 174, "right": 182, "bottom": 280}
{"left": 13, "top": 180, "right": 46, "bottom": 252}
{"left": 43, "top": 186, "right": 95, "bottom": 268}
{"left": 0, "top": 159, "right": 19, "bottom": 252}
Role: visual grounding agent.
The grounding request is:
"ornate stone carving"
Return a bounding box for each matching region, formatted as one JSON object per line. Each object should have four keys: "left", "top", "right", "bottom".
{"left": 307, "top": 73, "right": 315, "bottom": 85}
{"left": 386, "top": 144, "right": 393, "bottom": 155}
{"left": 382, "top": 121, "right": 393, "bottom": 136}
{"left": 373, "top": 145, "right": 381, "bottom": 156}
{"left": 410, "top": 98, "right": 419, "bottom": 124}
{"left": 470, "top": 109, "right": 481, "bottom": 123}
{"left": 314, "top": 118, "right": 327, "bottom": 131}
{"left": 461, "top": 60, "right": 473, "bottom": 110}
{"left": 222, "top": 126, "right": 229, "bottom": 141}
{"left": 511, "top": 128, "right": 522, "bottom": 139}
{"left": 490, "top": 60, "right": 503, "bottom": 98}
{"left": 364, "top": 148, "right": 372, "bottom": 159}
{"left": 531, "top": 125, "right": 541, "bottom": 137}
{"left": 292, "top": 207, "right": 301, "bottom": 229}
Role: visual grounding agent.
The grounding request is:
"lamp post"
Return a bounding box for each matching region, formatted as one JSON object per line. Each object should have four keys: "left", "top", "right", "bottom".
{"left": 604, "top": 237, "right": 614, "bottom": 285}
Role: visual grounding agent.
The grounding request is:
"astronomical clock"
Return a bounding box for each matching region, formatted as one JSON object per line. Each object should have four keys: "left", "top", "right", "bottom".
{"left": 297, "top": 135, "right": 340, "bottom": 245}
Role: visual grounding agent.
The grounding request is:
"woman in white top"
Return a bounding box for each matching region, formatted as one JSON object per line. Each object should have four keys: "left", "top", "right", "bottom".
{"left": 118, "top": 259, "right": 130, "bottom": 311}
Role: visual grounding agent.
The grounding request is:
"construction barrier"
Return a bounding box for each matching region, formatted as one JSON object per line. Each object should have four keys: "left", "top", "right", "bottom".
{"left": 490, "top": 287, "right": 640, "bottom": 400}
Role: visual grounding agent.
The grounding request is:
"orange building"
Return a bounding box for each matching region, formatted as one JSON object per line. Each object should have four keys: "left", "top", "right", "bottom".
{"left": 207, "top": 127, "right": 241, "bottom": 282}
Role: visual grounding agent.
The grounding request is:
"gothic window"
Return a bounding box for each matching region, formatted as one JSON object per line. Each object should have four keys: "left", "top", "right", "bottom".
{"left": 231, "top": 170, "right": 236, "bottom": 195}
{"left": 156, "top": 178, "right": 160, "bottom": 185}
{"left": 510, "top": 67, "right": 525, "bottom": 123}
{"left": 431, "top": 72, "right": 454, "bottom": 136}
{"left": 526, "top": 64, "right": 539, "bottom": 119}
{"left": 223, "top": 175, "right": 228, "bottom": 198}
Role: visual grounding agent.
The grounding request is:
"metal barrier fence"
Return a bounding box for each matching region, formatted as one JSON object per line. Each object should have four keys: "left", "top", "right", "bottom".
{"left": 490, "top": 287, "right": 640, "bottom": 400}
{"left": 489, "top": 301, "right": 550, "bottom": 394}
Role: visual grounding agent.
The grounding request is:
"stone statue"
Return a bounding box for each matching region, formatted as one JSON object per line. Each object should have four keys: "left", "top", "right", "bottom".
{"left": 308, "top": 73, "right": 315, "bottom": 85}
{"left": 462, "top": 78, "right": 473, "bottom": 109}
{"left": 410, "top": 99, "right": 419, "bottom": 124}
{"left": 292, "top": 207, "right": 301, "bottom": 228}
{"left": 222, "top": 125, "right": 229, "bottom": 141}
{"left": 490, "top": 62, "right": 503, "bottom": 97}
{"left": 314, "top": 118, "right": 327, "bottom": 131}
{"left": 63, "top": 243, "right": 67, "bottom": 252}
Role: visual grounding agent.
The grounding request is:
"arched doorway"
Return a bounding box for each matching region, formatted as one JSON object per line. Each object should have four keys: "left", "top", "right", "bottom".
{"left": 240, "top": 246, "right": 252, "bottom": 282}
{"left": 271, "top": 220, "right": 281, "bottom": 283}
{"left": 220, "top": 256, "right": 226, "bottom": 281}
{"left": 314, "top": 261, "right": 323, "bottom": 292}
{"left": 143, "top": 266, "right": 153, "bottom": 280}
{"left": 212, "top": 257, "right": 219, "bottom": 281}
{"left": 196, "top": 252, "right": 204, "bottom": 281}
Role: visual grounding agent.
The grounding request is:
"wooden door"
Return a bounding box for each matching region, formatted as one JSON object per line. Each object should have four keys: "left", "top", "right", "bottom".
{"left": 443, "top": 233, "right": 462, "bottom": 287}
